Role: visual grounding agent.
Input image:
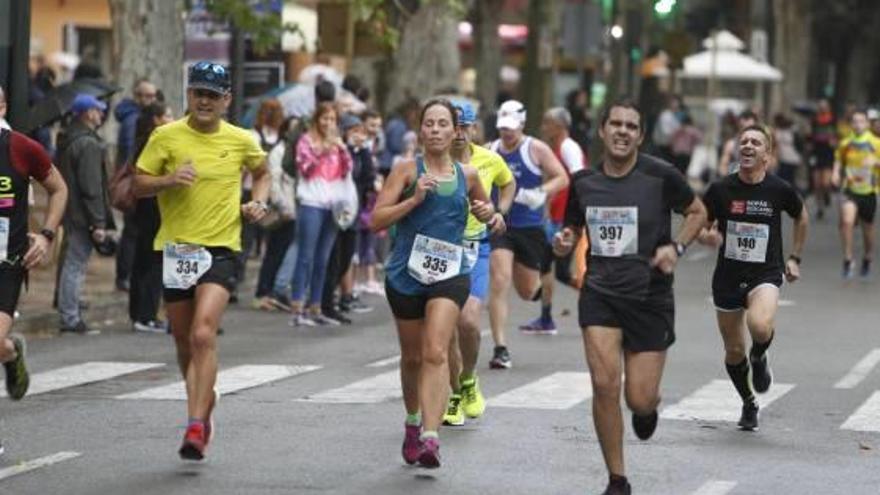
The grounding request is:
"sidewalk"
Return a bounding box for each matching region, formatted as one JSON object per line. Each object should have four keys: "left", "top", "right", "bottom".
{"left": 15, "top": 252, "right": 124, "bottom": 337}
{"left": 14, "top": 251, "right": 261, "bottom": 337}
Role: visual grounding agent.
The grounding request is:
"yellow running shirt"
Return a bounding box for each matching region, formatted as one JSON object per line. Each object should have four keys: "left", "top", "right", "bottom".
{"left": 464, "top": 143, "right": 514, "bottom": 240}
{"left": 137, "top": 118, "right": 266, "bottom": 251}
{"left": 835, "top": 132, "right": 880, "bottom": 196}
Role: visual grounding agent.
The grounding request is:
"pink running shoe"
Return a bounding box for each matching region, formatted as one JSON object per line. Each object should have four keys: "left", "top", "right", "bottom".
{"left": 417, "top": 437, "right": 441, "bottom": 468}
{"left": 402, "top": 424, "right": 422, "bottom": 465}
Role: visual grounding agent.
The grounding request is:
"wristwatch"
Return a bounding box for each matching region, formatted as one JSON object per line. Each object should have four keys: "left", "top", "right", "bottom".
{"left": 788, "top": 254, "right": 802, "bottom": 265}
{"left": 39, "top": 228, "right": 56, "bottom": 242}
{"left": 674, "top": 242, "right": 687, "bottom": 257}
{"left": 253, "top": 201, "right": 269, "bottom": 212}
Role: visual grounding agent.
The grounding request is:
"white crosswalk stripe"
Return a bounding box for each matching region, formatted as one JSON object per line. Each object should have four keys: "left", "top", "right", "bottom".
{"left": 487, "top": 372, "right": 591, "bottom": 410}
{"left": 115, "top": 365, "right": 320, "bottom": 400}
{"left": 835, "top": 349, "right": 880, "bottom": 389}
{"left": 661, "top": 379, "right": 795, "bottom": 422}
{"left": 366, "top": 355, "right": 400, "bottom": 368}
{"left": 840, "top": 390, "right": 880, "bottom": 432}
{"left": 300, "top": 370, "right": 400, "bottom": 404}
{"left": 691, "top": 480, "right": 737, "bottom": 495}
{"left": 0, "top": 361, "right": 164, "bottom": 398}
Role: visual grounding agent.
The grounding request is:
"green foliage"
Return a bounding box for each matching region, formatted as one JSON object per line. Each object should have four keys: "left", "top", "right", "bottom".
{"left": 194, "top": 0, "right": 303, "bottom": 54}
{"left": 352, "top": 0, "right": 467, "bottom": 50}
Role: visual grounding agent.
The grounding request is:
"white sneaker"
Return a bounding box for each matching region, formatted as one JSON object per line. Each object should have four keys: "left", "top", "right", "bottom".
{"left": 132, "top": 320, "right": 168, "bottom": 334}
{"left": 289, "top": 313, "right": 318, "bottom": 327}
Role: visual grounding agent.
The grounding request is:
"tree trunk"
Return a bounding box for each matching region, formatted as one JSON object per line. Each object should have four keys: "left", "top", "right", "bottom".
{"left": 385, "top": 1, "right": 461, "bottom": 113}
{"left": 109, "top": 0, "right": 186, "bottom": 116}
{"left": 771, "top": 0, "right": 810, "bottom": 114}
{"left": 472, "top": 0, "right": 504, "bottom": 111}
{"left": 522, "top": 0, "right": 558, "bottom": 134}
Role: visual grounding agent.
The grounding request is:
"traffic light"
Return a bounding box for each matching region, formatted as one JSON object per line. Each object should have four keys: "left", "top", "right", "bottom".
{"left": 654, "top": 0, "right": 676, "bottom": 17}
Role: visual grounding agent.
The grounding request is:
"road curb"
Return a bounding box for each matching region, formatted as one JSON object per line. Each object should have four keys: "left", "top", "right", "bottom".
{"left": 14, "top": 299, "right": 130, "bottom": 337}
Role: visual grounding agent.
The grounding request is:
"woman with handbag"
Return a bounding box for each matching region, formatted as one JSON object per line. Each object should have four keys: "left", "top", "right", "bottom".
{"left": 288, "top": 102, "right": 353, "bottom": 326}
{"left": 252, "top": 119, "right": 297, "bottom": 311}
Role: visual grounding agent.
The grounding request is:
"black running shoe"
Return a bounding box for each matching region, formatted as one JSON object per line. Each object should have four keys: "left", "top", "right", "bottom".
{"left": 489, "top": 346, "right": 511, "bottom": 369}
{"left": 4, "top": 334, "right": 29, "bottom": 400}
{"left": 632, "top": 410, "right": 658, "bottom": 440}
{"left": 323, "top": 308, "right": 352, "bottom": 325}
{"left": 738, "top": 402, "right": 759, "bottom": 431}
{"left": 601, "top": 479, "right": 632, "bottom": 495}
{"left": 750, "top": 351, "right": 772, "bottom": 394}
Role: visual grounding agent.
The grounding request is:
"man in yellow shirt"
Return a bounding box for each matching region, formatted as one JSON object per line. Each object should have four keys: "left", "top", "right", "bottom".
{"left": 443, "top": 101, "right": 516, "bottom": 426}
{"left": 832, "top": 109, "right": 880, "bottom": 279}
{"left": 134, "top": 61, "right": 270, "bottom": 461}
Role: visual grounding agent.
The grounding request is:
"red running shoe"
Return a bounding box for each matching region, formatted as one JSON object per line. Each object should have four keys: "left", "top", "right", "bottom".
{"left": 179, "top": 422, "right": 207, "bottom": 461}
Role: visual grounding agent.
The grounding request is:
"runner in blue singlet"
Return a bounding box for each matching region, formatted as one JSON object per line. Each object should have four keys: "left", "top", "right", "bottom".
{"left": 371, "top": 98, "right": 494, "bottom": 469}
{"left": 487, "top": 100, "right": 568, "bottom": 369}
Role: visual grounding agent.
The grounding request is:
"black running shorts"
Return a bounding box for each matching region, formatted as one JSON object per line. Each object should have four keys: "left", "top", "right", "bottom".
{"left": 490, "top": 226, "right": 546, "bottom": 271}
{"left": 578, "top": 287, "right": 676, "bottom": 352}
{"left": 712, "top": 270, "right": 782, "bottom": 312}
{"left": 161, "top": 248, "right": 239, "bottom": 303}
{"left": 0, "top": 264, "right": 25, "bottom": 317}
{"left": 844, "top": 191, "right": 877, "bottom": 224}
{"left": 385, "top": 274, "right": 470, "bottom": 320}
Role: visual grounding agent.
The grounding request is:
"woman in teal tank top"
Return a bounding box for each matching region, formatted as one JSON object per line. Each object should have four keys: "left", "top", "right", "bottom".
{"left": 371, "top": 99, "right": 495, "bottom": 469}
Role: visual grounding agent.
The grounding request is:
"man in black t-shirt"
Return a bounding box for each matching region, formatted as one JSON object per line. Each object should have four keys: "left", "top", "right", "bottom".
{"left": 554, "top": 100, "right": 707, "bottom": 495}
{"left": 0, "top": 125, "right": 67, "bottom": 454}
{"left": 701, "top": 124, "right": 808, "bottom": 431}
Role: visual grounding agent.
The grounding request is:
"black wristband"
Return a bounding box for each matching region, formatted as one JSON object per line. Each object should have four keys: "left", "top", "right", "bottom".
{"left": 674, "top": 242, "right": 687, "bottom": 257}
{"left": 39, "top": 228, "right": 56, "bottom": 242}
{"left": 788, "top": 254, "right": 801, "bottom": 265}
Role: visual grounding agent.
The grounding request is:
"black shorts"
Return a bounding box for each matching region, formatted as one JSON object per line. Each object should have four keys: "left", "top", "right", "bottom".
{"left": 385, "top": 274, "right": 470, "bottom": 320}
{"left": 490, "top": 226, "right": 546, "bottom": 271}
{"left": 713, "top": 271, "right": 782, "bottom": 312}
{"left": 813, "top": 146, "right": 835, "bottom": 170}
{"left": 578, "top": 287, "right": 675, "bottom": 352}
{"left": 0, "top": 264, "right": 25, "bottom": 317}
{"left": 161, "top": 248, "right": 239, "bottom": 303}
{"left": 844, "top": 191, "right": 877, "bottom": 224}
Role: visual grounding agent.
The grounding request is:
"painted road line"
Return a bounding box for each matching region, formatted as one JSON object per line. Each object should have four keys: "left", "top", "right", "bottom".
{"left": 841, "top": 391, "right": 880, "bottom": 432}
{"left": 366, "top": 355, "right": 400, "bottom": 368}
{"left": 661, "top": 379, "right": 795, "bottom": 422}
{"left": 488, "top": 372, "right": 591, "bottom": 410}
{"left": 116, "top": 365, "right": 320, "bottom": 400}
{"left": 691, "top": 480, "right": 737, "bottom": 495}
{"left": 835, "top": 349, "right": 880, "bottom": 389}
{"left": 0, "top": 451, "right": 81, "bottom": 481}
{"left": 301, "top": 370, "right": 400, "bottom": 403}
{"left": 0, "top": 362, "right": 164, "bottom": 398}
{"left": 705, "top": 297, "right": 795, "bottom": 307}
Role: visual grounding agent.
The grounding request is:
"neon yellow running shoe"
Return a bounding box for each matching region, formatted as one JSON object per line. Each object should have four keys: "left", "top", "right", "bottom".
{"left": 460, "top": 376, "right": 485, "bottom": 418}
{"left": 442, "top": 393, "right": 465, "bottom": 426}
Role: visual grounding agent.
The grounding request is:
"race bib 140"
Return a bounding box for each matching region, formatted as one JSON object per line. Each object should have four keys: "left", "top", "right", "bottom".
{"left": 724, "top": 220, "right": 769, "bottom": 263}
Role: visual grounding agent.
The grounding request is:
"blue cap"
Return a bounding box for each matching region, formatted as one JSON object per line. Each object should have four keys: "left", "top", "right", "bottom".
{"left": 340, "top": 113, "right": 363, "bottom": 132}
{"left": 452, "top": 100, "right": 477, "bottom": 126}
{"left": 70, "top": 94, "right": 107, "bottom": 115}
{"left": 188, "top": 61, "right": 231, "bottom": 94}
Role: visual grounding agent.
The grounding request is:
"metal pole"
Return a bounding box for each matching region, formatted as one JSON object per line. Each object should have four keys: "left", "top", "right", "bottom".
{"left": 3, "top": 0, "right": 31, "bottom": 130}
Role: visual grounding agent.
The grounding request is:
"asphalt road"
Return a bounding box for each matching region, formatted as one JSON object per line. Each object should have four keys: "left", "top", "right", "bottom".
{"left": 1, "top": 202, "right": 879, "bottom": 495}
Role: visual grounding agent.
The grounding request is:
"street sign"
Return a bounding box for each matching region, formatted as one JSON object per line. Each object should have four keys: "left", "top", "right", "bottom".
{"left": 243, "top": 61, "right": 285, "bottom": 101}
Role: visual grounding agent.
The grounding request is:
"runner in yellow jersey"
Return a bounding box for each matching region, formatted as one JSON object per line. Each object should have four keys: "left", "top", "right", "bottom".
{"left": 443, "top": 101, "right": 516, "bottom": 425}
{"left": 134, "top": 61, "right": 270, "bottom": 461}
{"left": 832, "top": 109, "right": 880, "bottom": 279}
